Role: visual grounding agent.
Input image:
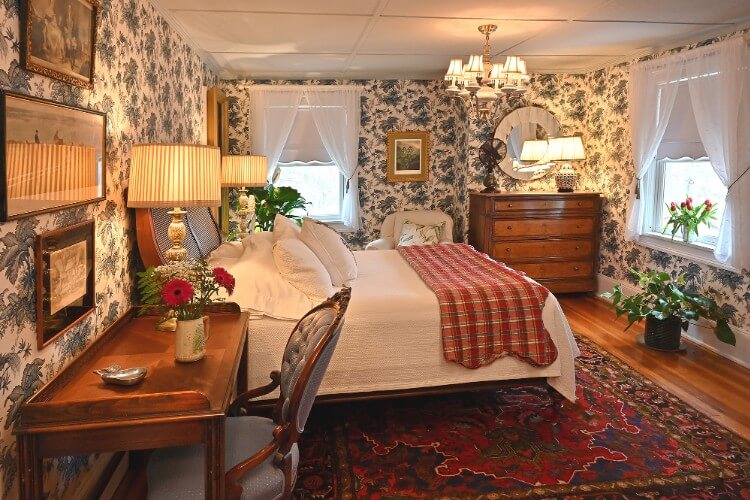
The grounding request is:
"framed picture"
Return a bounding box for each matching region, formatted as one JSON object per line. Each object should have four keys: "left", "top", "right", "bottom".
{"left": 20, "top": 0, "right": 98, "bottom": 89}
{"left": 0, "top": 91, "right": 106, "bottom": 221}
{"left": 35, "top": 219, "right": 95, "bottom": 349}
{"left": 387, "top": 131, "right": 429, "bottom": 182}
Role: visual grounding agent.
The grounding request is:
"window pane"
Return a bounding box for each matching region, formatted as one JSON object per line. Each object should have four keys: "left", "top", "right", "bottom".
{"left": 276, "top": 163, "right": 342, "bottom": 218}
{"left": 658, "top": 160, "right": 726, "bottom": 242}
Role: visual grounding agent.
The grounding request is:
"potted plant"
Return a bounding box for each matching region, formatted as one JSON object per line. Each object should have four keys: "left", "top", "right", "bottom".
{"left": 246, "top": 184, "right": 308, "bottom": 231}
{"left": 663, "top": 196, "right": 717, "bottom": 243}
{"left": 601, "top": 269, "right": 735, "bottom": 351}
{"left": 137, "top": 260, "right": 236, "bottom": 362}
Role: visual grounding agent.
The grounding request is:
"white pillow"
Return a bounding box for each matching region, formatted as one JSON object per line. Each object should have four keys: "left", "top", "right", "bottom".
{"left": 212, "top": 239, "right": 315, "bottom": 320}
{"left": 273, "top": 214, "right": 300, "bottom": 243}
{"left": 273, "top": 239, "right": 336, "bottom": 300}
{"left": 398, "top": 220, "right": 445, "bottom": 247}
{"left": 207, "top": 240, "right": 244, "bottom": 261}
{"left": 299, "top": 218, "right": 357, "bottom": 286}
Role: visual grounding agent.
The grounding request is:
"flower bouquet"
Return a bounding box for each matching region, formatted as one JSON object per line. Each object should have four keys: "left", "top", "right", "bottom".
{"left": 663, "top": 196, "right": 717, "bottom": 243}
{"left": 137, "top": 260, "right": 235, "bottom": 361}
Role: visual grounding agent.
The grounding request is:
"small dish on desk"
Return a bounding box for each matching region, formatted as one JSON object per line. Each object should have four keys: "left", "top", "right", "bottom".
{"left": 94, "top": 364, "right": 148, "bottom": 386}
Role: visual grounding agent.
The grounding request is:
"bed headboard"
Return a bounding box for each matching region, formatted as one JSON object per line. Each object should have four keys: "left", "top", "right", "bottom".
{"left": 134, "top": 207, "right": 223, "bottom": 267}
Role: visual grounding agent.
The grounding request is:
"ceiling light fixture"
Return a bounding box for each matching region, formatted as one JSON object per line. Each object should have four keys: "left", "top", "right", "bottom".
{"left": 445, "top": 24, "right": 530, "bottom": 121}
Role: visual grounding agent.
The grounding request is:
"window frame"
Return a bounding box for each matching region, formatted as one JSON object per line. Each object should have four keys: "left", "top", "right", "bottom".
{"left": 275, "top": 160, "right": 346, "bottom": 225}
{"left": 639, "top": 156, "right": 736, "bottom": 271}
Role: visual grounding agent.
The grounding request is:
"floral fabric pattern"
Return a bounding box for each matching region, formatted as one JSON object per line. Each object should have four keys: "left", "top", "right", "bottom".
{"left": 397, "top": 221, "right": 444, "bottom": 246}
{"left": 0, "top": 0, "right": 216, "bottom": 497}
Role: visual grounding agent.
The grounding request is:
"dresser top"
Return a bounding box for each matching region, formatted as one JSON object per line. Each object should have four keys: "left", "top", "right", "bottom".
{"left": 470, "top": 191, "right": 602, "bottom": 197}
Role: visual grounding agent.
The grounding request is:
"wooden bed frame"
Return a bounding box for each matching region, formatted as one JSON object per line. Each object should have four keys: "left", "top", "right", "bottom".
{"left": 133, "top": 208, "right": 566, "bottom": 408}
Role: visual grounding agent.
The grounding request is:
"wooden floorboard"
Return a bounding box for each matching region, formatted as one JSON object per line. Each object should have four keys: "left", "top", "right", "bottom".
{"left": 559, "top": 294, "right": 750, "bottom": 441}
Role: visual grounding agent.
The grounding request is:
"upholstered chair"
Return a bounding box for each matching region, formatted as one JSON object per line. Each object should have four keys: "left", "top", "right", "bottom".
{"left": 365, "top": 209, "right": 454, "bottom": 250}
{"left": 146, "top": 288, "right": 351, "bottom": 500}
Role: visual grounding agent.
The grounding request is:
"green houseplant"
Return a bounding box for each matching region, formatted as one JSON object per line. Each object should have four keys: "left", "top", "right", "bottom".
{"left": 601, "top": 269, "right": 735, "bottom": 351}
{"left": 246, "top": 184, "right": 308, "bottom": 231}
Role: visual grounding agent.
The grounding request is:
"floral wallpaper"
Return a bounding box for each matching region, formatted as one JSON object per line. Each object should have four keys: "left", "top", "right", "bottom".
{"left": 583, "top": 33, "right": 749, "bottom": 331}
{"left": 0, "top": 0, "right": 215, "bottom": 498}
{"left": 220, "top": 79, "right": 468, "bottom": 247}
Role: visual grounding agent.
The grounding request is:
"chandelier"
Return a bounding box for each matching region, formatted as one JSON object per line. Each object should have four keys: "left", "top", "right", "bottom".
{"left": 444, "top": 24, "right": 530, "bottom": 121}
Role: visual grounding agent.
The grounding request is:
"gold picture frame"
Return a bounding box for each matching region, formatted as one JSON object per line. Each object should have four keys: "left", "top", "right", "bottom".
{"left": 207, "top": 86, "right": 231, "bottom": 233}
{"left": 20, "top": 0, "right": 99, "bottom": 89}
{"left": 386, "top": 130, "right": 429, "bottom": 183}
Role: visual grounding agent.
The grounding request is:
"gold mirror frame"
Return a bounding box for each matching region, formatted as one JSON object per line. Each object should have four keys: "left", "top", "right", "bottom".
{"left": 207, "top": 86, "right": 230, "bottom": 233}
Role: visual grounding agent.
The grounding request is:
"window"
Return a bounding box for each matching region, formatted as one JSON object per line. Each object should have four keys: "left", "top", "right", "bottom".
{"left": 271, "top": 105, "right": 346, "bottom": 224}
{"left": 275, "top": 161, "right": 344, "bottom": 221}
{"left": 644, "top": 158, "right": 727, "bottom": 247}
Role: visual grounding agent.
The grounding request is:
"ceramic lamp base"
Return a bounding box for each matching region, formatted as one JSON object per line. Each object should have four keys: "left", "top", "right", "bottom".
{"left": 555, "top": 163, "right": 578, "bottom": 193}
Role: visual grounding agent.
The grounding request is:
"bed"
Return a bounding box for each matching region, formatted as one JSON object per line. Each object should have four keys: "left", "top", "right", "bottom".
{"left": 134, "top": 208, "right": 580, "bottom": 403}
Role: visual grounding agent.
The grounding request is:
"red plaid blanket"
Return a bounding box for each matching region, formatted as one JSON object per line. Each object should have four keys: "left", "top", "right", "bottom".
{"left": 397, "top": 243, "right": 557, "bottom": 369}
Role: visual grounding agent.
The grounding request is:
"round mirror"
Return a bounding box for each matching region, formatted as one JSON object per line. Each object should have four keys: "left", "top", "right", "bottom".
{"left": 494, "top": 106, "right": 560, "bottom": 181}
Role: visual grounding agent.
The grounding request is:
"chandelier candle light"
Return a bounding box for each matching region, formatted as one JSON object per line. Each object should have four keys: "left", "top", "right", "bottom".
{"left": 445, "top": 25, "right": 531, "bottom": 121}
{"left": 221, "top": 155, "right": 268, "bottom": 239}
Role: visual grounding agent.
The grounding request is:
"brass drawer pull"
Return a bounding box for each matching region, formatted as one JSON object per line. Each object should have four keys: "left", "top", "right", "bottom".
{"left": 505, "top": 248, "right": 511, "bottom": 253}
{"left": 507, "top": 225, "right": 513, "bottom": 230}
{"left": 507, "top": 203, "right": 513, "bottom": 208}
{"left": 577, "top": 201, "right": 582, "bottom": 206}
{"left": 574, "top": 266, "right": 580, "bottom": 271}
{"left": 576, "top": 224, "right": 582, "bottom": 229}
{"left": 575, "top": 245, "right": 581, "bottom": 250}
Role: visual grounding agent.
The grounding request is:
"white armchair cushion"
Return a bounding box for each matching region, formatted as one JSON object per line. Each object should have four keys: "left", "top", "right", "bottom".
{"left": 365, "top": 237, "right": 395, "bottom": 250}
{"left": 299, "top": 218, "right": 357, "bottom": 286}
{"left": 397, "top": 221, "right": 445, "bottom": 246}
{"left": 367, "top": 209, "right": 454, "bottom": 250}
{"left": 273, "top": 238, "right": 336, "bottom": 301}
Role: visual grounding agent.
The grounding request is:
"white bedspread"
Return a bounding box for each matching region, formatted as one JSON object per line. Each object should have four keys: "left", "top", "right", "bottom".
{"left": 239, "top": 249, "right": 580, "bottom": 402}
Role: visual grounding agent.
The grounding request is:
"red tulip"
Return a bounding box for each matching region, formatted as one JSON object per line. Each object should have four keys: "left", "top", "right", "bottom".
{"left": 680, "top": 201, "right": 686, "bottom": 208}
{"left": 686, "top": 199, "right": 693, "bottom": 210}
{"left": 670, "top": 202, "right": 677, "bottom": 212}
{"left": 687, "top": 196, "right": 692, "bottom": 202}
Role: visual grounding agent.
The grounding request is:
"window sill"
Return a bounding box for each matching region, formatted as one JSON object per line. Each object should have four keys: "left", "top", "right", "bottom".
{"left": 638, "top": 232, "right": 738, "bottom": 272}
{"left": 310, "top": 217, "right": 355, "bottom": 233}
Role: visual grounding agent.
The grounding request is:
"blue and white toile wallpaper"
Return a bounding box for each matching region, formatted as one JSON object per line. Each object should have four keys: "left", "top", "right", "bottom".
{"left": 0, "top": 0, "right": 215, "bottom": 497}
{"left": 220, "top": 79, "right": 469, "bottom": 247}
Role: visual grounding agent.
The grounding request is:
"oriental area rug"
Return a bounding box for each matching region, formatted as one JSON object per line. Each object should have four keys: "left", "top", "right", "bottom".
{"left": 294, "top": 337, "right": 750, "bottom": 498}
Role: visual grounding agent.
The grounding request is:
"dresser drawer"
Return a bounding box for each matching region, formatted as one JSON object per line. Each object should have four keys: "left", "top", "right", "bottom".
{"left": 492, "top": 239, "right": 593, "bottom": 260}
{"left": 493, "top": 197, "right": 597, "bottom": 212}
{"left": 493, "top": 218, "right": 594, "bottom": 238}
{"left": 511, "top": 261, "right": 593, "bottom": 279}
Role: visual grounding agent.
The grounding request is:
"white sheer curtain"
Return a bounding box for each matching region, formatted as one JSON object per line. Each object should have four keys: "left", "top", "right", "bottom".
{"left": 626, "top": 58, "right": 683, "bottom": 240}
{"left": 250, "top": 88, "right": 303, "bottom": 181}
{"left": 686, "top": 37, "right": 750, "bottom": 268}
{"left": 305, "top": 88, "right": 363, "bottom": 230}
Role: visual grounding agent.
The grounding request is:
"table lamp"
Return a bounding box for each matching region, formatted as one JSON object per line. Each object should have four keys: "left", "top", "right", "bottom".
{"left": 128, "top": 144, "right": 221, "bottom": 262}
{"left": 546, "top": 136, "right": 586, "bottom": 192}
{"left": 221, "top": 155, "right": 268, "bottom": 239}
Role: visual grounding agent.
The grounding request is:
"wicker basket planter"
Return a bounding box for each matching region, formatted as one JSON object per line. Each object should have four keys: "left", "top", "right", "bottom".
{"left": 644, "top": 316, "right": 683, "bottom": 351}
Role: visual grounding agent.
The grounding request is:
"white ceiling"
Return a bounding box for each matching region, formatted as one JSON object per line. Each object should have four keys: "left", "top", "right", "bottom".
{"left": 150, "top": 0, "right": 750, "bottom": 79}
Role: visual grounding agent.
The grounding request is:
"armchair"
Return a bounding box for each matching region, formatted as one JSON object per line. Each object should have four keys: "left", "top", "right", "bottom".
{"left": 365, "top": 209, "right": 454, "bottom": 250}
{"left": 146, "top": 288, "right": 351, "bottom": 500}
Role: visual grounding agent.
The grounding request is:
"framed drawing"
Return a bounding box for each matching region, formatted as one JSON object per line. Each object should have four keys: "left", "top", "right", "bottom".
{"left": 20, "top": 0, "right": 98, "bottom": 89}
{"left": 0, "top": 91, "right": 106, "bottom": 221}
{"left": 386, "top": 130, "right": 429, "bottom": 182}
{"left": 35, "top": 219, "right": 95, "bottom": 349}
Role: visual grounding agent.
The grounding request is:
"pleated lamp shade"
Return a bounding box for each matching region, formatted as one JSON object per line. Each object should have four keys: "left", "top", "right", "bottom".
{"left": 127, "top": 144, "right": 221, "bottom": 208}
{"left": 6, "top": 143, "right": 98, "bottom": 200}
{"left": 519, "top": 140, "right": 550, "bottom": 162}
{"left": 221, "top": 155, "right": 268, "bottom": 187}
{"left": 546, "top": 136, "right": 586, "bottom": 161}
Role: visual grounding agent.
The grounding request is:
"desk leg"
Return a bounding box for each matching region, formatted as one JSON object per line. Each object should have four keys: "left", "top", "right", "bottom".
{"left": 205, "top": 417, "right": 225, "bottom": 499}
{"left": 17, "top": 434, "right": 43, "bottom": 500}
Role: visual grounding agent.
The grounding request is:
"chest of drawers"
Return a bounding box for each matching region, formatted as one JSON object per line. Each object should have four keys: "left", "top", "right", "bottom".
{"left": 468, "top": 192, "right": 603, "bottom": 293}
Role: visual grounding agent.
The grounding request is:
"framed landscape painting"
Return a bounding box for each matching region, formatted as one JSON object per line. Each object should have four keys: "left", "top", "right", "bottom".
{"left": 387, "top": 131, "right": 429, "bottom": 182}
{"left": 20, "top": 0, "right": 98, "bottom": 89}
{"left": 0, "top": 91, "right": 107, "bottom": 221}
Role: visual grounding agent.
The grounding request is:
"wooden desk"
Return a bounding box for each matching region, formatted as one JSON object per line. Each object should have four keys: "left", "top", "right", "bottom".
{"left": 14, "top": 308, "right": 249, "bottom": 500}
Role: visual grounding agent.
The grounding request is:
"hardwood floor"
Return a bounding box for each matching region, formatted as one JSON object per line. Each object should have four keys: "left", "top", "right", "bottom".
{"left": 559, "top": 294, "right": 750, "bottom": 441}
